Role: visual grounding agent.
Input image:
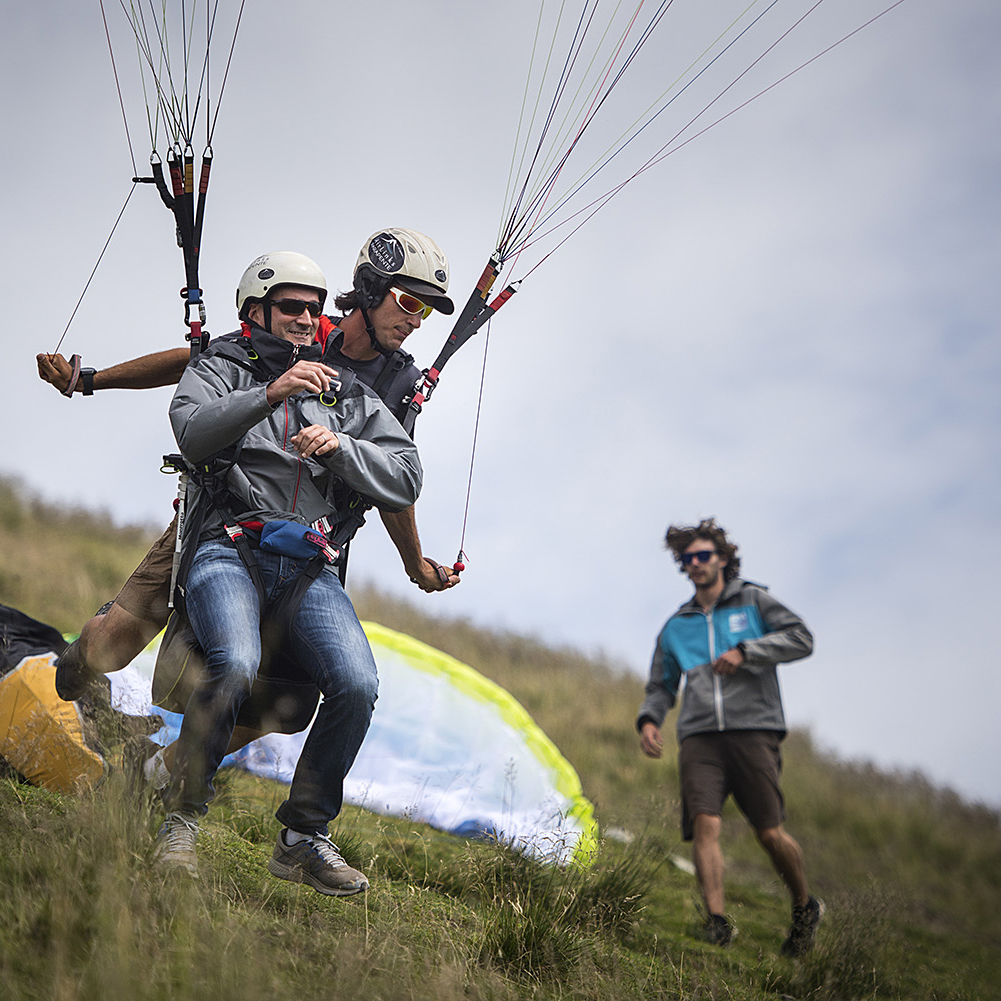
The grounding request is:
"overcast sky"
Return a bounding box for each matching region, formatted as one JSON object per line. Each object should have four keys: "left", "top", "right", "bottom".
{"left": 3, "top": 1, "right": 999, "bottom": 808}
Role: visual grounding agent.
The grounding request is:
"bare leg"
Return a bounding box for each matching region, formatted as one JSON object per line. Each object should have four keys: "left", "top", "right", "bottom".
{"left": 755, "top": 824, "right": 810, "bottom": 906}
{"left": 692, "top": 812, "right": 726, "bottom": 915}
{"left": 79, "top": 603, "right": 163, "bottom": 676}
{"left": 56, "top": 602, "right": 166, "bottom": 702}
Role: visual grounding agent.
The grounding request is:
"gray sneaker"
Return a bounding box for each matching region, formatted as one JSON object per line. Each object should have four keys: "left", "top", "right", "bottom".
{"left": 267, "top": 830, "right": 369, "bottom": 896}
{"left": 781, "top": 895, "right": 825, "bottom": 957}
{"left": 154, "top": 812, "right": 199, "bottom": 877}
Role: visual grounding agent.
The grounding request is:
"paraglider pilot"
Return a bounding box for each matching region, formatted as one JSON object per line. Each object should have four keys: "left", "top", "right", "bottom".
{"left": 155, "top": 251, "right": 421, "bottom": 894}
{"left": 39, "top": 230, "right": 460, "bottom": 786}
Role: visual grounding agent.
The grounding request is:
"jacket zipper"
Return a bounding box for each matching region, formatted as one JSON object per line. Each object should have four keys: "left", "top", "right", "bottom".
{"left": 285, "top": 345, "right": 303, "bottom": 511}
{"left": 706, "top": 608, "right": 725, "bottom": 731}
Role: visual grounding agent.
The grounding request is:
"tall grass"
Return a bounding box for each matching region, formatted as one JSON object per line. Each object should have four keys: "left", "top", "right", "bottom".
{"left": 2, "top": 476, "right": 1001, "bottom": 1000}
{"left": 0, "top": 477, "right": 157, "bottom": 632}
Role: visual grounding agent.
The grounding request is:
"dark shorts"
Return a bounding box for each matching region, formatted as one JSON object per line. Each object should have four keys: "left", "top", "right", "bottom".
{"left": 678, "top": 730, "right": 785, "bottom": 840}
{"left": 113, "top": 515, "right": 177, "bottom": 627}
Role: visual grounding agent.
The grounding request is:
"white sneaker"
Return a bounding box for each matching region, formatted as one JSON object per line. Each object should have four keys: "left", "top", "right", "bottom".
{"left": 154, "top": 812, "right": 199, "bottom": 877}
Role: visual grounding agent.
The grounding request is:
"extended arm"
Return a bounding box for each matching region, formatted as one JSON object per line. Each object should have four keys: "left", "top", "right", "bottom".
{"left": 379, "top": 506, "right": 460, "bottom": 591}
{"left": 36, "top": 348, "right": 189, "bottom": 394}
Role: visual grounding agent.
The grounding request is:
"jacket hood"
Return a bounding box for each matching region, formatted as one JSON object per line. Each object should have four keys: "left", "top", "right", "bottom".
{"left": 677, "top": 576, "right": 766, "bottom": 614}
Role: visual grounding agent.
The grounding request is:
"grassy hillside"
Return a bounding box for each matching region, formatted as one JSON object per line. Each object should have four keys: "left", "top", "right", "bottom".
{"left": 1, "top": 477, "right": 999, "bottom": 1000}
{"left": 0, "top": 477, "right": 157, "bottom": 630}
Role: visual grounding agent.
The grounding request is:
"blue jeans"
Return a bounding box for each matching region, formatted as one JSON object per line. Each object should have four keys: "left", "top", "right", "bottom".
{"left": 164, "top": 539, "right": 379, "bottom": 834}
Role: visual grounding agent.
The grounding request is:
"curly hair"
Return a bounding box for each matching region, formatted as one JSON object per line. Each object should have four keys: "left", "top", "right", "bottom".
{"left": 664, "top": 517, "right": 741, "bottom": 582}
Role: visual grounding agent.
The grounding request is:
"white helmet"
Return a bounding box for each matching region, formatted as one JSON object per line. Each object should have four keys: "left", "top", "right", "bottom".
{"left": 236, "top": 251, "right": 327, "bottom": 319}
{"left": 354, "top": 228, "right": 454, "bottom": 315}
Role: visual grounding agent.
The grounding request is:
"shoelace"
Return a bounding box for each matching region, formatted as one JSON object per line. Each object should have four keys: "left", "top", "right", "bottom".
{"left": 304, "top": 833, "right": 346, "bottom": 868}
{"left": 162, "top": 813, "right": 199, "bottom": 851}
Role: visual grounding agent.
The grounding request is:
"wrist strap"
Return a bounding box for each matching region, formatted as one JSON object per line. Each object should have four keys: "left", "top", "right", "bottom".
{"left": 62, "top": 354, "right": 82, "bottom": 397}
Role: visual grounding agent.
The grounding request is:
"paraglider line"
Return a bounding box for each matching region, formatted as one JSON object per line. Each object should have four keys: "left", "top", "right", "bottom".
{"left": 456, "top": 317, "right": 494, "bottom": 568}
{"left": 507, "top": 0, "right": 789, "bottom": 263}
{"left": 500, "top": 0, "right": 652, "bottom": 267}
{"left": 208, "top": 0, "right": 247, "bottom": 141}
{"left": 500, "top": 0, "right": 674, "bottom": 265}
{"left": 510, "top": 0, "right": 911, "bottom": 277}
{"left": 51, "top": 184, "right": 138, "bottom": 358}
{"left": 509, "top": 0, "right": 782, "bottom": 256}
{"left": 100, "top": 0, "right": 139, "bottom": 176}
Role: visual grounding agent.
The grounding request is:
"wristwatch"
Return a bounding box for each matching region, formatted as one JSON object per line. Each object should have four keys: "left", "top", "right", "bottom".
{"left": 80, "top": 368, "right": 97, "bottom": 396}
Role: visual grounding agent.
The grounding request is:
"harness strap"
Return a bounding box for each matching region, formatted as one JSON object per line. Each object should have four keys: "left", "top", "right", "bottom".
{"left": 370, "top": 347, "right": 412, "bottom": 396}
{"left": 223, "top": 521, "right": 268, "bottom": 606}
{"left": 262, "top": 550, "right": 329, "bottom": 650}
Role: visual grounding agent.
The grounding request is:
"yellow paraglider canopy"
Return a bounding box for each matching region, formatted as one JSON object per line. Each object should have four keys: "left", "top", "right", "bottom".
{"left": 0, "top": 654, "right": 106, "bottom": 795}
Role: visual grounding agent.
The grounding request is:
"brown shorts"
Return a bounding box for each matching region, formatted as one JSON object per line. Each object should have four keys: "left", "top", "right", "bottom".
{"left": 113, "top": 515, "right": 177, "bottom": 628}
{"left": 678, "top": 730, "right": 785, "bottom": 840}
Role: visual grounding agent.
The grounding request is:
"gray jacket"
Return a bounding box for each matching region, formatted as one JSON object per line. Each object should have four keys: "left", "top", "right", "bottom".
{"left": 169, "top": 325, "right": 422, "bottom": 542}
{"left": 637, "top": 578, "right": 814, "bottom": 743}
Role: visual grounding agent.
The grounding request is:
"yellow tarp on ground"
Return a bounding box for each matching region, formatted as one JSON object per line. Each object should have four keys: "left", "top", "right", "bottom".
{"left": 0, "top": 654, "right": 106, "bottom": 794}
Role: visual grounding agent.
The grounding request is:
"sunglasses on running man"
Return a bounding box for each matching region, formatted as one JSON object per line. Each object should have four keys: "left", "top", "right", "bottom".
{"left": 389, "top": 287, "right": 433, "bottom": 319}
{"left": 680, "top": 550, "right": 716, "bottom": 565}
{"left": 270, "top": 298, "right": 323, "bottom": 317}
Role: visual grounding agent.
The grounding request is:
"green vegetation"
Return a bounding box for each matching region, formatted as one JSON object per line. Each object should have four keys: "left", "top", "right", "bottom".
{"left": 0, "top": 476, "right": 156, "bottom": 630}
{"left": 1, "top": 476, "right": 999, "bottom": 1000}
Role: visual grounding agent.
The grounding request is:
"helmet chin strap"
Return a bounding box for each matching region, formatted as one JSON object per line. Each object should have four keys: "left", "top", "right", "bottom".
{"left": 262, "top": 297, "right": 273, "bottom": 334}
{"left": 359, "top": 305, "right": 393, "bottom": 356}
{"left": 355, "top": 274, "right": 394, "bottom": 356}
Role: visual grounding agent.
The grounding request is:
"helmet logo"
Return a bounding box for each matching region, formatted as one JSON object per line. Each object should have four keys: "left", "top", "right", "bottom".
{"left": 368, "top": 233, "right": 405, "bottom": 275}
{"left": 435, "top": 269, "right": 447, "bottom": 283}
{"left": 257, "top": 268, "right": 275, "bottom": 280}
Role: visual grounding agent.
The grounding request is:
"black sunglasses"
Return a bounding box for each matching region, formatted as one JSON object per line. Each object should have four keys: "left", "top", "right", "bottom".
{"left": 271, "top": 297, "right": 322, "bottom": 317}
{"left": 680, "top": 550, "right": 716, "bottom": 565}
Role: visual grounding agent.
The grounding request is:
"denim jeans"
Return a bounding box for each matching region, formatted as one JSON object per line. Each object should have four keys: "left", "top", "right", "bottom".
{"left": 163, "top": 539, "right": 379, "bottom": 834}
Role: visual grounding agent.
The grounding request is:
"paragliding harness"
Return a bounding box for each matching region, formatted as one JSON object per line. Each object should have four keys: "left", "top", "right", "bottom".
{"left": 316, "top": 319, "right": 418, "bottom": 438}
{"left": 152, "top": 333, "right": 372, "bottom": 714}
{"left": 371, "top": 344, "right": 416, "bottom": 403}
{"left": 154, "top": 444, "right": 370, "bottom": 714}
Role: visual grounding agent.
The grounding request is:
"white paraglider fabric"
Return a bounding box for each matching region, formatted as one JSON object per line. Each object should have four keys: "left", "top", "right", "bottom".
{"left": 109, "top": 622, "right": 597, "bottom": 866}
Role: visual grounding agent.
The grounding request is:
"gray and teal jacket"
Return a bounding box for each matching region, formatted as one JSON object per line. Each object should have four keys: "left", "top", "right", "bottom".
{"left": 168, "top": 323, "right": 422, "bottom": 544}
{"left": 636, "top": 578, "right": 813, "bottom": 744}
